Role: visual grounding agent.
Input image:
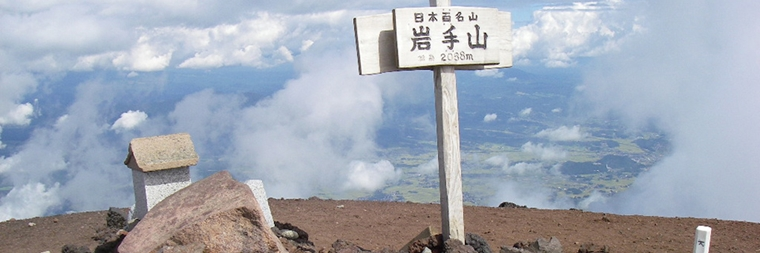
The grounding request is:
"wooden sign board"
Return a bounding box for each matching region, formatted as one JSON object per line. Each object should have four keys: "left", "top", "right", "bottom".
{"left": 354, "top": 10, "right": 512, "bottom": 75}
{"left": 394, "top": 7, "right": 499, "bottom": 68}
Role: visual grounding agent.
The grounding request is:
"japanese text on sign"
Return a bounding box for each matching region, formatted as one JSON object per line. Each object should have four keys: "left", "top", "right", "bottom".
{"left": 394, "top": 7, "right": 500, "bottom": 68}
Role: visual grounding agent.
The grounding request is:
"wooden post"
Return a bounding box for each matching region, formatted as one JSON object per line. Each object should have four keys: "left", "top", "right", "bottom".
{"left": 430, "top": 0, "right": 465, "bottom": 242}
{"left": 434, "top": 65, "right": 465, "bottom": 242}
{"left": 354, "top": 0, "right": 512, "bottom": 243}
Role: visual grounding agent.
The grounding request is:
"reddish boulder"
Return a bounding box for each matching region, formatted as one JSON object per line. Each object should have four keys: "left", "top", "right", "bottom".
{"left": 117, "top": 171, "right": 286, "bottom": 253}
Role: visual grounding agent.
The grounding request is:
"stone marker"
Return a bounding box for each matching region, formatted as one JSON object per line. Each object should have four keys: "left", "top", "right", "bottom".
{"left": 401, "top": 226, "right": 440, "bottom": 252}
{"left": 693, "top": 226, "right": 711, "bottom": 253}
{"left": 117, "top": 171, "right": 286, "bottom": 253}
{"left": 124, "top": 132, "right": 198, "bottom": 220}
{"left": 245, "top": 179, "right": 275, "bottom": 228}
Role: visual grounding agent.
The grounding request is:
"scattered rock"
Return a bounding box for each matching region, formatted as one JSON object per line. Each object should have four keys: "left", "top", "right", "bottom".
{"left": 328, "top": 239, "right": 371, "bottom": 253}
{"left": 401, "top": 226, "right": 439, "bottom": 252}
{"left": 500, "top": 237, "right": 562, "bottom": 253}
{"left": 117, "top": 171, "right": 286, "bottom": 253}
{"left": 445, "top": 238, "right": 477, "bottom": 253}
{"left": 498, "top": 202, "right": 528, "bottom": 209}
{"left": 61, "top": 244, "right": 91, "bottom": 253}
{"left": 577, "top": 243, "right": 610, "bottom": 253}
{"left": 92, "top": 227, "right": 126, "bottom": 253}
{"left": 408, "top": 234, "right": 443, "bottom": 253}
{"left": 28, "top": 222, "right": 36, "bottom": 227}
{"left": 273, "top": 222, "right": 317, "bottom": 253}
{"left": 465, "top": 233, "right": 492, "bottom": 253}
{"left": 106, "top": 207, "right": 128, "bottom": 229}
{"left": 274, "top": 221, "right": 310, "bottom": 243}
{"left": 280, "top": 229, "right": 299, "bottom": 240}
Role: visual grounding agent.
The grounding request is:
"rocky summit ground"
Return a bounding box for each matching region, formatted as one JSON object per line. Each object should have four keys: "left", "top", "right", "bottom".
{"left": 1, "top": 198, "right": 759, "bottom": 253}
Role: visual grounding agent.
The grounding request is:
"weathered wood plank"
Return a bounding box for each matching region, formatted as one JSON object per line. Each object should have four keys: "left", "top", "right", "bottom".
{"left": 353, "top": 13, "right": 399, "bottom": 76}
{"left": 434, "top": 65, "right": 465, "bottom": 242}
{"left": 354, "top": 11, "right": 512, "bottom": 75}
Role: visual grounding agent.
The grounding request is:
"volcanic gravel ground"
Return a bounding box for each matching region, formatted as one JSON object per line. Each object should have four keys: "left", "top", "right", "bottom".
{"left": 1, "top": 198, "right": 759, "bottom": 252}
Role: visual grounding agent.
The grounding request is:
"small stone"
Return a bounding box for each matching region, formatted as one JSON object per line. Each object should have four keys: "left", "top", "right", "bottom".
{"left": 577, "top": 243, "right": 610, "bottom": 253}
{"left": 465, "top": 233, "right": 492, "bottom": 253}
{"left": 61, "top": 244, "right": 91, "bottom": 253}
{"left": 107, "top": 207, "right": 128, "bottom": 229}
{"left": 445, "top": 238, "right": 477, "bottom": 253}
{"left": 280, "top": 229, "right": 299, "bottom": 240}
{"left": 336, "top": 205, "right": 345, "bottom": 208}
{"left": 53, "top": 218, "right": 59, "bottom": 223}
{"left": 28, "top": 222, "right": 36, "bottom": 227}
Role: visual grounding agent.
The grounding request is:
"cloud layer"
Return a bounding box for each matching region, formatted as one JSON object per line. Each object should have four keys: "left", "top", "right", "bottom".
{"left": 581, "top": 0, "right": 760, "bottom": 222}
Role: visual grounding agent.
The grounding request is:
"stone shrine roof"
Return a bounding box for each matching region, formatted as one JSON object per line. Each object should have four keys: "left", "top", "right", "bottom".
{"left": 124, "top": 133, "right": 199, "bottom": 172}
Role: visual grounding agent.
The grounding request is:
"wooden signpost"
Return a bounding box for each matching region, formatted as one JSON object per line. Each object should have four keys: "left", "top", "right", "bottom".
{"left": 353, "top": 0, "right": 512, "bottom": 242}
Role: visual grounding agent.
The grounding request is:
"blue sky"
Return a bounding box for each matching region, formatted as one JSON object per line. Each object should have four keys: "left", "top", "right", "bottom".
{"left": 1, "top": 0, "right": 759, "bottom": 222}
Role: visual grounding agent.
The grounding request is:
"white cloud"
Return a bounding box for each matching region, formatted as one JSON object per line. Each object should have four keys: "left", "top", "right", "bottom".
{"left": 535, "top": 125, "right": 588, "bottom": 141}
{"left": 0, "top": 103, "right": 34, "bottom": 126}
{"left": 343, "top": 160, "right": 401, "bottom": 192}
{"left": 0, "top": 72, "right": 38, "bottom": 149}
{"left": 521, "top": 142, "right": 567, "bottom": 161}
{"left": 301, "top": 40, "right": 315, "bottom": 52}
{"left": 483, "top": 113, "right": 497, "bottom": 123}
{"left": 0, "top": 80, "right": 133, "bottom": 221}
{"left": 0, "top": 182, "right": 61, "bottom": 221}
{"left": 110, "top": 110, "right": 148, "bottom": 131}
{"left": 474, "top": 69, "right": 504, "bottom": 78}
{"left": 506, "top": 162, "right": 544, "bottom": 175}
{"left": 112, "top": 39, "right": 173, "bottom": 72}
{"left": 551, "top": 108, "right": 562, "bottom": 113}
{"left": 416, "top": 157, "right": 438, "bottom": 174}
{"left": 519, "top": 108, "right": 532, "bottom": 116}
{"left": 513, "top": 0, "right": 640, "bottom": 67}
{"left": 225, "top": 48, "right": 389, "bottom": 198}
{"left": 0, "top": 102, "right": 34, "bottom": 149}
{"left": 487, "top": 178, "right": 572, "bottom": 209}
{"left": 485, "top": 154, "right": 509, "bottom": 168}
{"left": 582, "top": 0, "right": 760, "bottom": 222}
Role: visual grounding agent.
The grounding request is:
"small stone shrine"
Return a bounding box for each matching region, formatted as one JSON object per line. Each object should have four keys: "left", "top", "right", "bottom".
{"left": 124, "top": 132, "right": 198, "bottom": 219}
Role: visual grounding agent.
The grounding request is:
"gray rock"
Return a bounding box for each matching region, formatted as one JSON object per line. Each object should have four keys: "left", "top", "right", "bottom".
{"left": 61, "top": 244, "right": 91, "bottom": 253}
{"left": 106, "top": 207, "right": 128, "bottom": 229}
{"left": 328, "top": 239, "right": 371, "bottom": 253}
{"left": 499, "top": 237, "right": 562, "bottom": 253}
{"left": 466, "top": 233, "right": 492, "bottom": 253}
{"left": 280, "top": 229, "right": 299, "bottom": 240}
{"left": 535, "top": 237, "right": 562, "bottom": 253}
{"left": 577, "top": 242, "right": 610, "bottom": 253}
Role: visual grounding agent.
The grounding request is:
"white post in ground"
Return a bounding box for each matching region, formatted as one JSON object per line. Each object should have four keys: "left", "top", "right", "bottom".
{"left": 693, "top": 226, "right": 711, "bottom": 253}
{"left": 353, "top": 0, "right": 512, "bottom": 243}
